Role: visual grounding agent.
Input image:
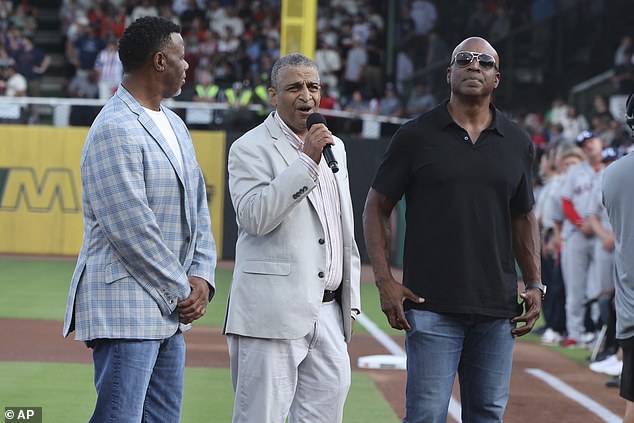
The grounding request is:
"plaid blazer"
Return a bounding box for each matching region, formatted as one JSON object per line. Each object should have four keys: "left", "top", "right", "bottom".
{"left": 63, "top": 85, "right": 216, "bottom": 341}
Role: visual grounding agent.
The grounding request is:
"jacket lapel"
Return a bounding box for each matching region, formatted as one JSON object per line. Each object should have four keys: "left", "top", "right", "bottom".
{"left": 116, "top": 86, "right": 192, "bottom": 229}
{"left": 266, "top": 113, "right": 319, "bottom": 212}
{"left": 116, "top": 86, "right": 187, "bottom": 188}
{"left": 266, "top": 113, "right": 296, "bottom": 167}
{"left": 138, "top": 111, "right": 188, "bottom": 187}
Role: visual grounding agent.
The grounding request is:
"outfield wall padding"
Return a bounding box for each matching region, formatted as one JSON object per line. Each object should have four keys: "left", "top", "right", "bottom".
{"left": 0, "top": 125, "right": 226, "bottom": 257}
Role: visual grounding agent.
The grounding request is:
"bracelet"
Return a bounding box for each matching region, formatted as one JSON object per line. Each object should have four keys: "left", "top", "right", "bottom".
{"left": 525, "top": 281, "right": 547, "bottom": 299}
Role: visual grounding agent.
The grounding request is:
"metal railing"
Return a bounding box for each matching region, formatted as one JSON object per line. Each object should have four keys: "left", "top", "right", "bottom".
{"left": 0, "top": 96, "right": 410, "bottom": 139}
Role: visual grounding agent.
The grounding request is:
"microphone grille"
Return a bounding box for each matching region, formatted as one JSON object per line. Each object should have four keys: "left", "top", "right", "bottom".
{"left": 306, "top": 112, "right": 327, "bottom": 130}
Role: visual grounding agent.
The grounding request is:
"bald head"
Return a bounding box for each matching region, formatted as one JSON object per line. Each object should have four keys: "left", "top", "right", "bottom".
{"left": 451, "top": 37, "right": 500, "bottom": 69}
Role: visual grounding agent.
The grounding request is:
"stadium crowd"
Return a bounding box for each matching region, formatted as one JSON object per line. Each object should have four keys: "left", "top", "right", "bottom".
{"left": 1, "top": 0, "right": 630, "bottom": 126}
{"left": 0, "top": 0, "right": 633, "bottom": 389}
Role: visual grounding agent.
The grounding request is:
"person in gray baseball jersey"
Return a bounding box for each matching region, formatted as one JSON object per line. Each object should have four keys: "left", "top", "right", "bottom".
{"left": 537, "top": 143, "right": 584, "bottom": 344}
{"left": 601, "top": 93, "right": 634, "bottom": 423}
{"left": 559, "top": 130, "right": 605, "bottom": 347}
{"left": 586, "top": 147, "right": 619, "bottom": 358}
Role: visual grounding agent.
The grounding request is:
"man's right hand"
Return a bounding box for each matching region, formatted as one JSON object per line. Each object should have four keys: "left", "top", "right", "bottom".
{"left": 303, "top": 122, "right": 334, "bottom": 164}
{"left": 177, "top": 276, "right": 210, "bottom": 324}
{"left": 377, "top": 278, "right": 425, "bottom": 330}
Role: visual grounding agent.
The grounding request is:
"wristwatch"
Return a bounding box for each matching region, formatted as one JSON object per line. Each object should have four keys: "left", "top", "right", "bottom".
{"left": 525, "top": 281, "right": 547, "bottom": 299}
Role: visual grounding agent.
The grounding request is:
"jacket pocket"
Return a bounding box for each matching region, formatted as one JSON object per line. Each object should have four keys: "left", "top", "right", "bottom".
{"left": 105, "top": 261, "right": 130, "bottom": 284}
{"left": 242, "top": 260, "right": 291, "bottom": 276}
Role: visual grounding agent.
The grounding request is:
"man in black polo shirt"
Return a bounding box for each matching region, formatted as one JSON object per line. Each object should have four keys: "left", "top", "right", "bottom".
{"left": 363, "top": 36, "right": 542, "bottom": 422}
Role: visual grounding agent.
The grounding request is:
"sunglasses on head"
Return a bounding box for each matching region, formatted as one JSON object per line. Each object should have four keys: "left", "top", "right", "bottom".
{"left": 451, "top": 51, "right": 498, "bottom": 70}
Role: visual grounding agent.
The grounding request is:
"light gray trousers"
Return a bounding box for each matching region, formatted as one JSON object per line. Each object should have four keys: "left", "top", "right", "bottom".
{"left": 562, "top": 231, "right": 600, "bottom": 339}
{"left": 228, "top": 300, "right": 351, "bottom": 423}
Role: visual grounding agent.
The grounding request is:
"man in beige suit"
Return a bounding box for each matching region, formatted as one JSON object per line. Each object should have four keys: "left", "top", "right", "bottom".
{"left": 224, "top": 53, "right": 361, "bottom": 423}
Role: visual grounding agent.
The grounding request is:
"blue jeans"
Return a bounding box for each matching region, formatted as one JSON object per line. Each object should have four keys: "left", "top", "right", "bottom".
{"left": 403, "top": 310, "right": 515, "bottom": 423}
{"left": 89, "top": 332, "right": 185, "bottom": 423}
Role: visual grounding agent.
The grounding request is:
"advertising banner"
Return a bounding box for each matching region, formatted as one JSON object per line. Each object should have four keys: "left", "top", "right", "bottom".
{"left": 0, "top": 125, "right": 225, "bottom": 257}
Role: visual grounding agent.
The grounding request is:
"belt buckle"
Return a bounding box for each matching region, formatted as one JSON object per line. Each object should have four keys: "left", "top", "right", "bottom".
{"left": 322, "top": 290, "right": 336, "bottom": 302}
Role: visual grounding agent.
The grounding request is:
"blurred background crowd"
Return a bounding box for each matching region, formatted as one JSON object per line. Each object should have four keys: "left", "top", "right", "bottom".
{"left": 0, "top": 0, "right": 630, "bottom": 135}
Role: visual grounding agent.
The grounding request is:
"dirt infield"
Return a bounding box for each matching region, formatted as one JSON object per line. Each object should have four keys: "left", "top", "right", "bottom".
{"left": 1, "top": 317, "right": 627, "bottom": 422}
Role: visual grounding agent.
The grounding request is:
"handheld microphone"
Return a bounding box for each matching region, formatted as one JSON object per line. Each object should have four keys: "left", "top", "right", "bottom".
{"left": 306, "top": 112, "right": 339, "bottom": 173}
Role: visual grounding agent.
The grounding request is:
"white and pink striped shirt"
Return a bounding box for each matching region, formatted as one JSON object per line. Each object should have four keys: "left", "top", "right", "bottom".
{"left": 275, "top": 112, "right": 343, "bottom": 292}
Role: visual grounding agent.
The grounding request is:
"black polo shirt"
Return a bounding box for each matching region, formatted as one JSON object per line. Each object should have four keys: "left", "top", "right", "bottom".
{"left": 372, "top": 100, "right": 535, "bottom": 318}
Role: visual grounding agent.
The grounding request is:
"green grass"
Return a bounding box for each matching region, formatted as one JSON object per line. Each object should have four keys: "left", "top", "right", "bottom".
{"left": 0, "top": 256, "right": 590, "bottom": 362}
{"left": 0, "top": 362, "right": 96, "bottom": 422}
{"left": 0, "top": 257, "right": 237, "bottom": 328}
{"left": 0, "top": 258, "right": 76, "bottom": 320}
{"left": 0, "top": 257, "right": 400, "bottom": 422}
{"left": 5, "top": 256, "right": 596, "bottom": 422}
{"left": 0, "top": 362, "right": 397, "bottom": 423}
{"left": 0, "top": 257, "right": 396, "bottom": 335}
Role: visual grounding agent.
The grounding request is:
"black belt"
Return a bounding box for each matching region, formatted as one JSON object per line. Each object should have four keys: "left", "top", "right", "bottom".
{"left": 322, "top": 290, "right": 336, "bottom": 302}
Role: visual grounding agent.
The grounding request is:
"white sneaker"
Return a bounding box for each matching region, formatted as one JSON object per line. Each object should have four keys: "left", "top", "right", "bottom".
{"left": 589, "top": 355, "right": 621, "bottom": 375}
{"left": 541, "top": 328, "right": 562, "bottom": 345}
{"left": 602, "top": 359, "right": 623, "bottom": 376}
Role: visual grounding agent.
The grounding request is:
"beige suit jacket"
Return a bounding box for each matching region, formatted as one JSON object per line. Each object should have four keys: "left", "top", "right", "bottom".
{"left": 224, "top": 112, "right": 361, "bottom": 342}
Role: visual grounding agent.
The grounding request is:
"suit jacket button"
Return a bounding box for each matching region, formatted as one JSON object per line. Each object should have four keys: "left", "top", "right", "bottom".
{"left": 186, "top": 236, "right": 191, "bottom": 243}
{"left": 318, "top": 271, "right": 324, "bottom": 278}
{"left": 318, "top": 238, "right": 325, "bottom": 244}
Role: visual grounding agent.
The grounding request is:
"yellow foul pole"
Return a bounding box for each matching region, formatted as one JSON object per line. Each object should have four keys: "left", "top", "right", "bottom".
{"left": 280, "top": 0, "right": 317, "bottom": 59}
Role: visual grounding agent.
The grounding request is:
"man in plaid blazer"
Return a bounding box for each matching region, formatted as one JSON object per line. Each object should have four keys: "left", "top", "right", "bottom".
{"left": 62, "top": 17, "right": 216, "bottom": 423}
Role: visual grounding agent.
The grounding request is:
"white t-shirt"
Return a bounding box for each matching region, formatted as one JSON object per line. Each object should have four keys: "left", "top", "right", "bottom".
{"left": 143, "top": 107, "right": 184, "bottom": 173}
{"left": 6, "top": 72, "right": 27, "bottom": 97}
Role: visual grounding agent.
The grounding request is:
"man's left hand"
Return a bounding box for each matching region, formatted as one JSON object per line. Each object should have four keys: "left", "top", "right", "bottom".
{"left": 177, "top": 276, "right": 210, "bottom": 324}
{"left": 510, "top": 288, "right": 542, "bottom": 337}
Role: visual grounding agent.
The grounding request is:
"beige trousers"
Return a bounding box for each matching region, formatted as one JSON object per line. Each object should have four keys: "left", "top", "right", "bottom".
{"left": 227, "top": 300, "right": 351, "bottom": 423}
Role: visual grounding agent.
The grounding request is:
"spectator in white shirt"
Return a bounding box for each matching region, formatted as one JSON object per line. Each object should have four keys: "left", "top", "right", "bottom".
{"left": 0, "top": 61, "right": 28, "bottom": 122}
{"left": 94, "top": 37, "right": 123, "bottom": 100}
{"left": 1, "top": 61, "right": 27, "bottom": 97}
{"left": 130, "top": 0, "right": 159, "bottom": 24}
{"left": 314, "top": 39, "right": 342, "bottom": 97}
